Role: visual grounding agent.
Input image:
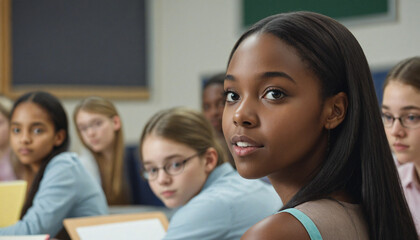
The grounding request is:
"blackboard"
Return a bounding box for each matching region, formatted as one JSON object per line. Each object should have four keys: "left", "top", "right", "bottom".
{"left": 1, "top": 0, "right": 148, "bottom": 99}
{"left": 242, "top": 0, "right": 394, "bottom": 28}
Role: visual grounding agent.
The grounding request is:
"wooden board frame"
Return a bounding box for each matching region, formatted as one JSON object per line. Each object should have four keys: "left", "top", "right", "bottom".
{"left": 0, "top": 0, "right": 149, "bottom": 99}
{"left": 63, "top": 212, "right": 168, "bottom": 240}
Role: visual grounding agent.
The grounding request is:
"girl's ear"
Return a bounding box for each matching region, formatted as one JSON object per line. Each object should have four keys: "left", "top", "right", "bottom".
{"left": 54, "top": 129, "right": 66, "bottom": 147}
{"left": 324, "top": 92, "right": 348, "bottom": 130}
{"left": 203, "top": 147, "right": 218, "bottom": 174}
{"left": 112, "top": 115, "right": 121, "bottom": 131}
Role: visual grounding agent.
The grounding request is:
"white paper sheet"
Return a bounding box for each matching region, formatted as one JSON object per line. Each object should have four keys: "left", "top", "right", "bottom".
{"left": 76, "top": 218, "right": 166, "bottom": 240}
{"left": 0, "top": 236, "right": 49, "bottom": 240}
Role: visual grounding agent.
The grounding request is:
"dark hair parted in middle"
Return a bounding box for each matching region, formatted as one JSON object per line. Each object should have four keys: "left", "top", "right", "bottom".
{"left": 10, "top": 91, "right": 69, "bottom": 218}
{"left": 228, "top": 11, "right": 416, "bottom": 240}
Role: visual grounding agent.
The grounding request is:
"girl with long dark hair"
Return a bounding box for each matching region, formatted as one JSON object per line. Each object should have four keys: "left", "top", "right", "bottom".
{"left": 223, "top": 11, "right": 418, "bottom": 239}
{"left": 0, "top": 91, "right": 107, "bottom": 238}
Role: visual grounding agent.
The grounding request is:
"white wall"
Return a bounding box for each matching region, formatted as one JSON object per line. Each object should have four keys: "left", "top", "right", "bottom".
{"left": 3, "top": 0, "right": 420, "bottom": 152}
{"left": 350, "top": 0, "right": 420, "bottom": 68}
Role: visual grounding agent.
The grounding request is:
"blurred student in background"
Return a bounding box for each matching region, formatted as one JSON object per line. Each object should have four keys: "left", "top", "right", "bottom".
{"left": 202, "top": 73, "right": 235, "bottom": 168}
{"left": 74, "top": 97, "right": 130, "bottom": 205}
{"left": 202, "top": 73, "right": 225, "bottom": 135}
{"left": 74, "top": 96, "right": 161, "bottom": 206}
{"left": 139, "top": 107, "right": 281, "bottom": 240}
{"left": 0, "top": 95, "right": 17, "bottom": 181}
{"left": 382, "top": 56, "right": 420, "bottom": 235}
{"left": 0, "top": 91, "right": 107, "bottom": 238}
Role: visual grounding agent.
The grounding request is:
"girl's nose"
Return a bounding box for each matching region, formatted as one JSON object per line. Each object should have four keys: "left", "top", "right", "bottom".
{"left": 20, "top": 131, "right": 31, "bottom": 144}
{"left": 390, "top": 119, "right": 407, "bottom": 138}
{"left": 232, "top": 98, "right": 258, "bottom": 128}
{"left": 156, "top": 169, "right": 172, "bottom": 185}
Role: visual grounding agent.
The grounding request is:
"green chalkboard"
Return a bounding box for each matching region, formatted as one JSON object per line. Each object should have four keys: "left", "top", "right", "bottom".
{"left": 243, "top": 0, "right": 390, "bottom": 27}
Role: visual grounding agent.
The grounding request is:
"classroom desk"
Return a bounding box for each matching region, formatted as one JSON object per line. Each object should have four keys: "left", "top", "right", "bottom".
{"left": 109, "top": 205, "right": 175, "bottom": 220}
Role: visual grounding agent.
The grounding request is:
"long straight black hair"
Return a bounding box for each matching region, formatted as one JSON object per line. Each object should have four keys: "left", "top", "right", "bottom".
{"left": 10, "top": 91, "right": 69, "bottom": 218}
{"left": 228, "top": 11, "right": 417, "bottom": 240}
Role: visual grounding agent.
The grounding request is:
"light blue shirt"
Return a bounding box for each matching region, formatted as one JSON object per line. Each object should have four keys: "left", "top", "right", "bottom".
{"left": 164, "top": 163, "right": 282, "bottom": 240}
{"left": 0, "top": 152, "right": 108, "bottom": 237}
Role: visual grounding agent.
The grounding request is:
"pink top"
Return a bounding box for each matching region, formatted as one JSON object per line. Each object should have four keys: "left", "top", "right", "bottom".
{"left": 398, "top": 162, "right": 420, "bottom": 236}
{"left": 0, "top": 148, "right": 17, "bottom": 181}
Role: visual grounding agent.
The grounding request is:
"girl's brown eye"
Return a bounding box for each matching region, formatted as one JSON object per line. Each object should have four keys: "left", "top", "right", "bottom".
{"left": 225, "top": 91, "right": 239, "bottom": 102}
{"left": 33, "top": 128, "right": 44, "bottom": 134}
{"left": 264, "top": 89, "right": 285, "bottom": 100}
{"left": 12, "top": 128, "right": 20, "bottom": 134}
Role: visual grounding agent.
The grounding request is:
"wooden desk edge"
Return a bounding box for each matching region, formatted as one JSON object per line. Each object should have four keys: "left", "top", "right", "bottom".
{"left": 63, "top": 211, "right": 169, "bottom": 240}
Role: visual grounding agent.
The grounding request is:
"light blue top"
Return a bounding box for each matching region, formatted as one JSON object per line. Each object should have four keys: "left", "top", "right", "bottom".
{"left": 280, "top": 208, "right": 323, "bottom": 240}
{"left": 0, "top": 152, "right": 108, "bottom": 237}
{"left": 164, "top": 163, "right": 282, "bottom": 240}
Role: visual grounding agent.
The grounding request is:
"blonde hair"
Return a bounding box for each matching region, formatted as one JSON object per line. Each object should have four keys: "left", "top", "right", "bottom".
{"left": 73, "top": 97, "right": 127, "bottom": 205}
{"left": 0, "top": 95, "right": 13, "bottom": 118}
{"left": 140, "top": 107, "right": 228, "bottom": 166}
{"left": 384, "top": 56, "right": 420, "bottom": 90}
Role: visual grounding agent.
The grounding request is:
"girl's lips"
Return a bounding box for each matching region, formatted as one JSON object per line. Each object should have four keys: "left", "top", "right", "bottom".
{"left": 18, "top": 148, "right": 32, "bottom": 155}
{"left": 89, "top": 139, "right": 100, "bottom": 145}
{"left": 230, "top": 135, "right": 263, "bottom": 157}
{"left": 233, "top": 145, "right": 260, "bottom": 157}
{"left": 161, "top": 190, "right": 176, "bottom": 198}
{"left": 393, "top": 143, "right": 409, "bottom": 151}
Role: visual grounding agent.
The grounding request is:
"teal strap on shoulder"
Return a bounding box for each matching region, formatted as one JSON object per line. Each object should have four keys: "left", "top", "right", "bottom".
{"left": 280, "top": 208, "right": 323, "bottom": 240}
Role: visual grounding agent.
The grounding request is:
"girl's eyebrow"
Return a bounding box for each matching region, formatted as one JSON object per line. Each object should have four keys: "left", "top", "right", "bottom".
{"left": 143, "top": 154, "right": 185, "bottom": 165}
{"left": 261, "top": 71, "right": 296, "bottom": 84}
{"left": 225, "top": 71, "right": 296, "bottom": 84}
{"left": 88, "top": 117, "right": 105, "bottom": 122}
{"left": 401, "top": 106, "right": 420, "bottom": 111}
{"left": 382, "top": 105, "right": 420, "bottom": 111}
{"left": 10, "top": 122, "right": 46, "bottom": 126}
{"left": 78, "top": 118, "right": 103, "bottom": 124}
{"left": 31, "top": 122, "right": 47, "bottom": 127}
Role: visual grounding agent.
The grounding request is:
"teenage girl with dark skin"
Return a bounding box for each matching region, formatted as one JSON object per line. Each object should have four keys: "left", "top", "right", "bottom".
{"left": 223, "top": 11, "right": 418, "bottom": 240}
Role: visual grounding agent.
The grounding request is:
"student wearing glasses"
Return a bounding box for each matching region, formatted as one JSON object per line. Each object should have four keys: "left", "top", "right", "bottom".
{"left": 382, "top": 56, "right": 420, "bottom": 235}
{"left": 139, "top": 107, "right": 281, "bottom": 240}
{"left": 74, "top": 97, "right": 131, "bottom": 205}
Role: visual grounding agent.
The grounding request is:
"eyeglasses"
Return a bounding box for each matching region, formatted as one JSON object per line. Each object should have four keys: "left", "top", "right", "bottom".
{"left": 142, "top": 152, "right": 201, "bottom": 180}
{"left": 78, "top": 119, "right": 105, "bottom": 133}
{"left": 382, "top": 113, "right": 420, "bottom": 129}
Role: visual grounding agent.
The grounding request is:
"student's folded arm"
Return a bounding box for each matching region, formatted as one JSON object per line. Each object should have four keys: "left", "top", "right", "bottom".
{"left": 163, "top": 198, "right": 231, "bottom": 240}
{"left": 0, "top": 159, "right": 78, "bottom": 236}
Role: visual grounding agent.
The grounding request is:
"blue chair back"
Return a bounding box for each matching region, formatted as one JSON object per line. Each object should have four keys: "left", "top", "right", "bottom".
{"left": 125, "top": 145, "right": 164, "bottom": 206}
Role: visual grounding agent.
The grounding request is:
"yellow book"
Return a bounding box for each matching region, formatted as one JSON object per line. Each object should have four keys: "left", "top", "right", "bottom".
{"left": 0, "top": 180, "right": 27, "bottom": 227}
